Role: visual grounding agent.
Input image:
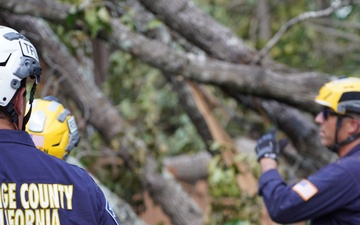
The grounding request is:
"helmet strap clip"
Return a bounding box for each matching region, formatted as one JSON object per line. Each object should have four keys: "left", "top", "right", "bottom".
{"left": 22, "top": 81, "right": 37, "bottom": 131}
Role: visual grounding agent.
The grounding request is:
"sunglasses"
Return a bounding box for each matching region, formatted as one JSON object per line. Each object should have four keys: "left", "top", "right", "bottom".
{"left": 321, "top": 107, "right": 353, "bottom": 120}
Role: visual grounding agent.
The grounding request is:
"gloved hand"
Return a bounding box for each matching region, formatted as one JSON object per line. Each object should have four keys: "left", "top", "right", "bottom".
{"left": 255, "top": 129, "right": 288, "bottom": 161}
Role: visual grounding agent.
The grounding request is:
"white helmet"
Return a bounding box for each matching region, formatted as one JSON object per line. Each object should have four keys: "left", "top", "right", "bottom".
{"left": 0, "top": 26, "right": 42, "bottom": 107}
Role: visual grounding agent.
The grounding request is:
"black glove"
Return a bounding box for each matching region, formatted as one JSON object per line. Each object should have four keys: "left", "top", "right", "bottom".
{"left": 255, "top": 129, "right": 288, "bottom": 161}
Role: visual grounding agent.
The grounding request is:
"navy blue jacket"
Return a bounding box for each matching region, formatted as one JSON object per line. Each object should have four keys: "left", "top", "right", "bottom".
{"left": 0, "top": 130, "right": 120, "bottom": 225}
{"left": 259, "top": 144, "right": 360, "bottom": 224}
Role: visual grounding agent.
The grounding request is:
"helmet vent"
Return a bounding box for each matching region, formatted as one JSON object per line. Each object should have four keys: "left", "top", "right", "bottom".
{"left": 339, "top": 92, "right": 360, "bottom": 102}
{"left": 0, "top": 54, "right": 11, "bottom": 67}
{"left": 3, "top": 32, "right": 26, "bottom": 41}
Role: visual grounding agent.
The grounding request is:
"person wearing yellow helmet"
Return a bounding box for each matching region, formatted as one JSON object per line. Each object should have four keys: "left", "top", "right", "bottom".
{"left": 254, "top": 77, "right": 360, "bottom": 224}
{"left": 314, "top": 77, "right": 360, "bottom": 153}
{"left": 26, "top": 96, "right": 80, "bottom": 160}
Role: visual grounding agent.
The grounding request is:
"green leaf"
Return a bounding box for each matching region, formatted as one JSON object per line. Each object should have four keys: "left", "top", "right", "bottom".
{"left": 97, "top": 7, "right": 110, "bottom": 23}
{"left": 147, "top": 19, "right": 163, "bottom": 30}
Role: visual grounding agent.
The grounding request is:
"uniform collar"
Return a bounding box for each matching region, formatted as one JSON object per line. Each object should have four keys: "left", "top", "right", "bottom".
{"left": 343, "top": 144, "right": 360, "bottom": 158}
{"left": 0, "top": 129, "right": 35, "bottom": 146}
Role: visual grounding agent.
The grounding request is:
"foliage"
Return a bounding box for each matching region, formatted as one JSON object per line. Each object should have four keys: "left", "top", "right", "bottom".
{"left": 207, "top": 154, "right": 263, "bottom": 225}
{"left": 52, "top": 0, "right": 112, "bottom": 57}
{"left": 106, "top": 50, "right": 205, "bottom": 156}
{"left": 208, "top": 156, "right": 241, "bottom": 198}
{"left": 84, "top": 6, "right": 111, "bottom": 37}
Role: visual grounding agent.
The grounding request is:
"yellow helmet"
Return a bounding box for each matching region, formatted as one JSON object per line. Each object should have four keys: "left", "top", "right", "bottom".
{"left": 26, "top": 96, "right": 80, "bottom": 160}
{"left": 315, "top": 77, "right": 360, "bottom": 115}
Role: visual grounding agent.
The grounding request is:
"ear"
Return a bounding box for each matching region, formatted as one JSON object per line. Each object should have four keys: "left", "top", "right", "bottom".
{"left": 348, "top": 118, "right": 360, "bottom": 134}
{"left": 13, "top": 87, "right": 26, "bottom": 129}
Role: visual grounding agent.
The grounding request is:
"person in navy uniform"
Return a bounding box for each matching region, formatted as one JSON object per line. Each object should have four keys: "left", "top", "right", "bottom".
{"left": 255, "top": 77, "right": 360, "bottom": 225}
{"left": 0, "top": 25, "right": 120, "bottom": 224}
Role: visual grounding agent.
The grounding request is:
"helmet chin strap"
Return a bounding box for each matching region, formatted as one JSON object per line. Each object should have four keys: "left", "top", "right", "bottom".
{"left": 22, "top": 81, "right": 37, "bottom": 130}
{"left": 5, "top": 81, "right": 37, "bottom": 131}
{"left": 328, "top": 116, "right": 360, "bottom": 152}
{"left": 5, "top": 102, "right": 19, "bottom": 128}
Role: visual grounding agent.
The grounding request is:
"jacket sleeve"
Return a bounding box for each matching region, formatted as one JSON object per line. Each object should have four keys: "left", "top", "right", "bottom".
{"left": 259, "top": 164, "right": 356, "bottom": 224}
{"left": 95, "top": 183, "right": 121, "bottom": 225}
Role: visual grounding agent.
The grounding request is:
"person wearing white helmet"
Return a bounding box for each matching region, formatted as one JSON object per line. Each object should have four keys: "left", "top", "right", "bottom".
{"left": 0, "top": 26, "right": 120, "bottom": 224}
{"left": 254, "top": 77, "right": 360, "bottom": 224}
{"left": 0, "top": 26, "right": 41, "bottom": 130}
